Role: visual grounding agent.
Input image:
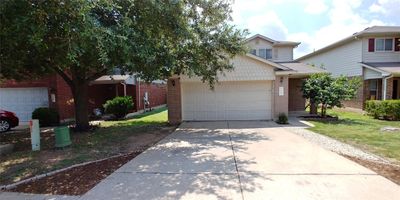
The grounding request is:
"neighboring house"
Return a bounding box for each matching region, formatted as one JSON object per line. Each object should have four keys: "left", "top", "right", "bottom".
{"left": 0, "top": 73, "right": 167, "bottom": 122}
{"left": 167, "top": 34, "right": 326, "bottom": 124}
{"left": 297, "top": 26, "right": 400, "bottom": 109}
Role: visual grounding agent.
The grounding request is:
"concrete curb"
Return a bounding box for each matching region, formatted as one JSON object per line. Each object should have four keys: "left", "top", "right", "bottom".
{"left": 0, "top": 150, "right": 144, "bottom": 191}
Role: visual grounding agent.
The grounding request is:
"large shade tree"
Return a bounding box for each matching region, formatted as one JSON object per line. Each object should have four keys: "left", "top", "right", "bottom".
{"left": 0, "top": 0, "right": 247, "bottom": 130}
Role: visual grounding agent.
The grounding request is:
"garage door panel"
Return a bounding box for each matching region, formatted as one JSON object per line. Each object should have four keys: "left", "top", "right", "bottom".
{"left": 0, "top": 88, "right": 49, "bottom": 122}
{"left": 182, "top": 81, "right": 272, "bottom": 121}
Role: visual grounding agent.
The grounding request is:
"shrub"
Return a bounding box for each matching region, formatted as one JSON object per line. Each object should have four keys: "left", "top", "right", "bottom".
{"left": 32, "top": 107, "right": 60, "bottom": 127}
{"left": 365, "top": 100, "right": 400, "bottom": 121}
{"left": 103, "top": 96, "right": 134, "bottom": 119}
{"left": 276, "top": 113, "right": 289, "bottom": 124}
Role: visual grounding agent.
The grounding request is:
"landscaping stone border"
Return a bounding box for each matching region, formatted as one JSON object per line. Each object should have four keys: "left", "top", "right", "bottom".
{"left": 286, "top": 126, "right": 396, "bottom": 165}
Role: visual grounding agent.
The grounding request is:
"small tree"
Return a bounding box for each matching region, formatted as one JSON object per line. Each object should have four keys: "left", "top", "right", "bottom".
{"left": 302, "top": 73, "right": 361, "bottom": 117}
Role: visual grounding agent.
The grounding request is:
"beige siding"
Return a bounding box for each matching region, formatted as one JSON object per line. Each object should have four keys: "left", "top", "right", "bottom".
{"left": 246, "top": 38, "right": 273, "bottom": 51}
{"left": 180, "top": 55, "right": 276, "bottom": 82}
{"left": 273, "top": 46, "right": 293, "bottom": 62}
{"left": 362, "top": 37, "right": 400, "bottom": 63}
{"left": 300, "top": 40, "right": 363, "bottom": 77}
{"left": 364, "top": 68, "right": 382, "bottom": 80}
{"left": 246, "top": 38, "right": 294, "bottom": 62}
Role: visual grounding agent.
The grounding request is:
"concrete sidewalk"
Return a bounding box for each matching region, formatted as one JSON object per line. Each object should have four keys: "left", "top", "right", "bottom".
{"left": 0, "top": 191, "right": 79, "bottom": 200}
{"left": 80, "top": 121, "right": 400, "bottom": 200}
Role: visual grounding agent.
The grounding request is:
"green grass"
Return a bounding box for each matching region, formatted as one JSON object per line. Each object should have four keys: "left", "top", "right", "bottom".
{"left": 101, "top": 107, "right": 168, "bottom": 127}
{"left": 307, "top": 109, "right": 400, "bottom": 163}
{"left": 0, "top": 107, "right": 170, "bottom": 185}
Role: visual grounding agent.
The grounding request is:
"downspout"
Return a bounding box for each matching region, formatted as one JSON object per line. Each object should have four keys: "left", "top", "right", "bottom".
{"left": 382, "top": 75, "right": 393, "bottom": 100}
{"left": 121, "top": 82, "right": 127, "bottom": 96}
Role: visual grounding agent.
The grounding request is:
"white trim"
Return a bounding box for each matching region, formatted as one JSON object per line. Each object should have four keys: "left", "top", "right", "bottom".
{"left": 360, "top": 63, "right": 390, "bottom": 76}
{"left": 375, "top": 37, "right": 395, "bottom": 52}
{"left": 245, "top": 53, "right": 290, "bottom": 70}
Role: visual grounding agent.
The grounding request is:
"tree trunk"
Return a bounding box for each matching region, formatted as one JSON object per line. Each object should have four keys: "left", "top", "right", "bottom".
{"left": 321, "top": 104, "right": 327, "bottom": 117}
{"left": 72, "top": 81, "right": 90, "bottom": 131}
{"left": 309, "top": 101, "right": 317, "bottom": 115}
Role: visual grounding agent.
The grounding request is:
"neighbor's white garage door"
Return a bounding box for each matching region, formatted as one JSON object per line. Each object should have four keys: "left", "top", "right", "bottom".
{"left": 0, "top": 88, "right": 49, "bottom": 122}
{"left": 181, "top": 81, "right": 272, "bottom": 121}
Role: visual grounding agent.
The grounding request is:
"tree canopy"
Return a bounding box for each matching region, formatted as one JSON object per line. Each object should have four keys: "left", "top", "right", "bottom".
{"left": 0, "top": 0, "right": 247, "bottom": 129}
{"left": 302, "top": 73, "right": 362, "bottom": 117}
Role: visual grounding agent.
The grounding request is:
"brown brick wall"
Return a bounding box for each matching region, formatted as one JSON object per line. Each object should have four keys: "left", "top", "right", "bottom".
{"left": 135, "top": 82, "right": 167, "bottom": 111}
{"left": 342, "top": 76, "right": 364, "bottom": 109}
{"left": 0, "top": 75, "right": 76, "bottom": 120}
{"left": 167, "top": 77, "right": 182, "bottom": 125}
{"left": 288, "top": 78, "right": 306, "bottom": 111}
{"left": 386, "top": 77, "right": 393, "bottom": 100}
{"left": 55, "top": 75, "right": 75, "bottom": 120}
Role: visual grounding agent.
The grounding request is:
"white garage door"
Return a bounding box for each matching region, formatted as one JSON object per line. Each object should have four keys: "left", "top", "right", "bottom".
{"left": 182, "top": 81, "right": 272, "bottom": 121}
{"left": 0, "top": 88, "right": 49, "bottom": 122}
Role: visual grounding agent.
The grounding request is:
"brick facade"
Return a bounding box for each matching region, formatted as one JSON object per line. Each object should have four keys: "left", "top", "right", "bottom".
{"left": 1, "top": 75, "right": 167, "bottom": 121}
{"left": 288, "top": 78, "right": 306, "bottom": 111}
{"left": 341, "top": 76, "right": 365, "bottom": 109}
{"left": 135, "top": 82, "right": 167, "bottom": 111}
{"left": 167, "top": 77, "right": 182, "bottom": 125}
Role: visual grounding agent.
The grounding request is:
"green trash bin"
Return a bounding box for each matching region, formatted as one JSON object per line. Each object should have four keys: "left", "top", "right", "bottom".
{"left": 54, "top": 126, "right": 72, "bottom": 148}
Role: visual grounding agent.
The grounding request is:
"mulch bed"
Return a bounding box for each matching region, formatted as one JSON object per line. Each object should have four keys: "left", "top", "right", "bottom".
{"left": 343, "top": 155, "right": 400, "bottom": 185}
{"left": 8, "top": 152, "right": 140, "bottom": 195}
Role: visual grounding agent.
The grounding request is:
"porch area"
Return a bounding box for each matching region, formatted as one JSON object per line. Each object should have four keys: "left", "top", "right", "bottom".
{"left": 89, "top": 75, "right": 167, "bottom": 116}
{"left": 362, "top": 62, "right": 400, "bottom": 101}
{"left": 364, "top": 77, "right": 400, "bottom": 101}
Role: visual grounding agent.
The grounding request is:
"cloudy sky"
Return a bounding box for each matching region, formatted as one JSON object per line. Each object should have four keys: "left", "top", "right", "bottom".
{"left": 231, "top": 0, "right": 400, "bottom": 58}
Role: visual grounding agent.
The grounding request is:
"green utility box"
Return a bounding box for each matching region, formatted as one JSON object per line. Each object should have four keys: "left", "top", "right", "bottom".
{"left": 54, "top": 126, "right": 72, "bottom": 148}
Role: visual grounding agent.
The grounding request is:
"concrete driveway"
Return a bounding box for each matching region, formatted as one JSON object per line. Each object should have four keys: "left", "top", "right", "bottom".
{"left": 82, "top": 121, "right": 400, "bottom": 200}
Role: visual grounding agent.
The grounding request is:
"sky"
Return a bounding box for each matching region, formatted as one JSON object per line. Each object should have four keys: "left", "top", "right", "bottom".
{"left": 231, "top": 0, "right": 400, "bottom": 58}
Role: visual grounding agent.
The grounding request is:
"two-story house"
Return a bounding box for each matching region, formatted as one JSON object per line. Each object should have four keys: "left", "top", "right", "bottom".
{"left": 167, "top": 34, "right": 325, "bottom": 124}
{"left": 297, "top": 26, "right": 400, "bottom": 109}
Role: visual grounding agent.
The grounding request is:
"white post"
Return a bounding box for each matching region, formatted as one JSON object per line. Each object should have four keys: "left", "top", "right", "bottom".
{"left": 30, "top": 119, "right": 40, "bottom": 151}
{"left": 383, "top": 77, "right": 387, "bottom": 100}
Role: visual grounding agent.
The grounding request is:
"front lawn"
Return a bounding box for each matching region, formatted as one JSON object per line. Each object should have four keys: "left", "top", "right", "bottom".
{"left": 0, "top": 107, "right": 175, "bottom": 185}
{"left": 307, "top": 109, "right": 400, "bottom": 163}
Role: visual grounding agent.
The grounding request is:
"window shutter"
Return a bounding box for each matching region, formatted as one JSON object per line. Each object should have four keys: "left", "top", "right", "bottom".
{"left": 368, "top": 38, "right": 375, "bottom": 52}
{"left": 395, "top": 38, "right": 400, "bottom": 51}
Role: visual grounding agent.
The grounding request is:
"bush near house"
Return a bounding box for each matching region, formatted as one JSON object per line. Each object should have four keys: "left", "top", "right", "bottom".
{"left": 32, "top": 107, "right": 60, "bottom": 127}
{"left": 104, "top": 96, "right": 134, "bottom": 119}
{"left": 276, "top": 113, "right": 289, "bottom": 124}
{"left": 365, "top": 100, "right": 400, "bottom": 121}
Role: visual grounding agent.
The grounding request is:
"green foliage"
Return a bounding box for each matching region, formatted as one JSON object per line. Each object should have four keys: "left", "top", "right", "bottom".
{"left": 365, "top": 100, "right": 400, "bottom": 121}
{"left": 103, "top": 96, "right": 134, "bottom": 119}
{"left": 0, "top": 0, "right": 246, "bottom": 129}
{"left": 276, "top": 113, "right": 289, "bottom": 124}
{"left": 32, "top": 107, "right": 60, "bottom": 127}
{"left": 0, "top": 0, "right": 246, "bottom": 84}
{"left": 301, "top": 73, "right": 362, "bottom": 117}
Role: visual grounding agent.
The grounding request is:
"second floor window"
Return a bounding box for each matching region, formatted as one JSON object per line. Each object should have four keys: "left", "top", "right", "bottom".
{"left": 375, "top": 38, "right": 393, "bottom": 51}
{"left": 258, "top": 48, "right": 272, "bottom": 59}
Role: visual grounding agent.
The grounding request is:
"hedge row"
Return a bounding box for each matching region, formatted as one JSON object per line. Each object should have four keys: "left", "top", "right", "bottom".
{"left": 365, "top": 100, "right": 400, "bottom": 121}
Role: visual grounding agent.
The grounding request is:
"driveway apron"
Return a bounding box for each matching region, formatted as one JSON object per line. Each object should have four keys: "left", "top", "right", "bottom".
{"left": 81, "top": 121, "right": 400, "bottom": 200}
